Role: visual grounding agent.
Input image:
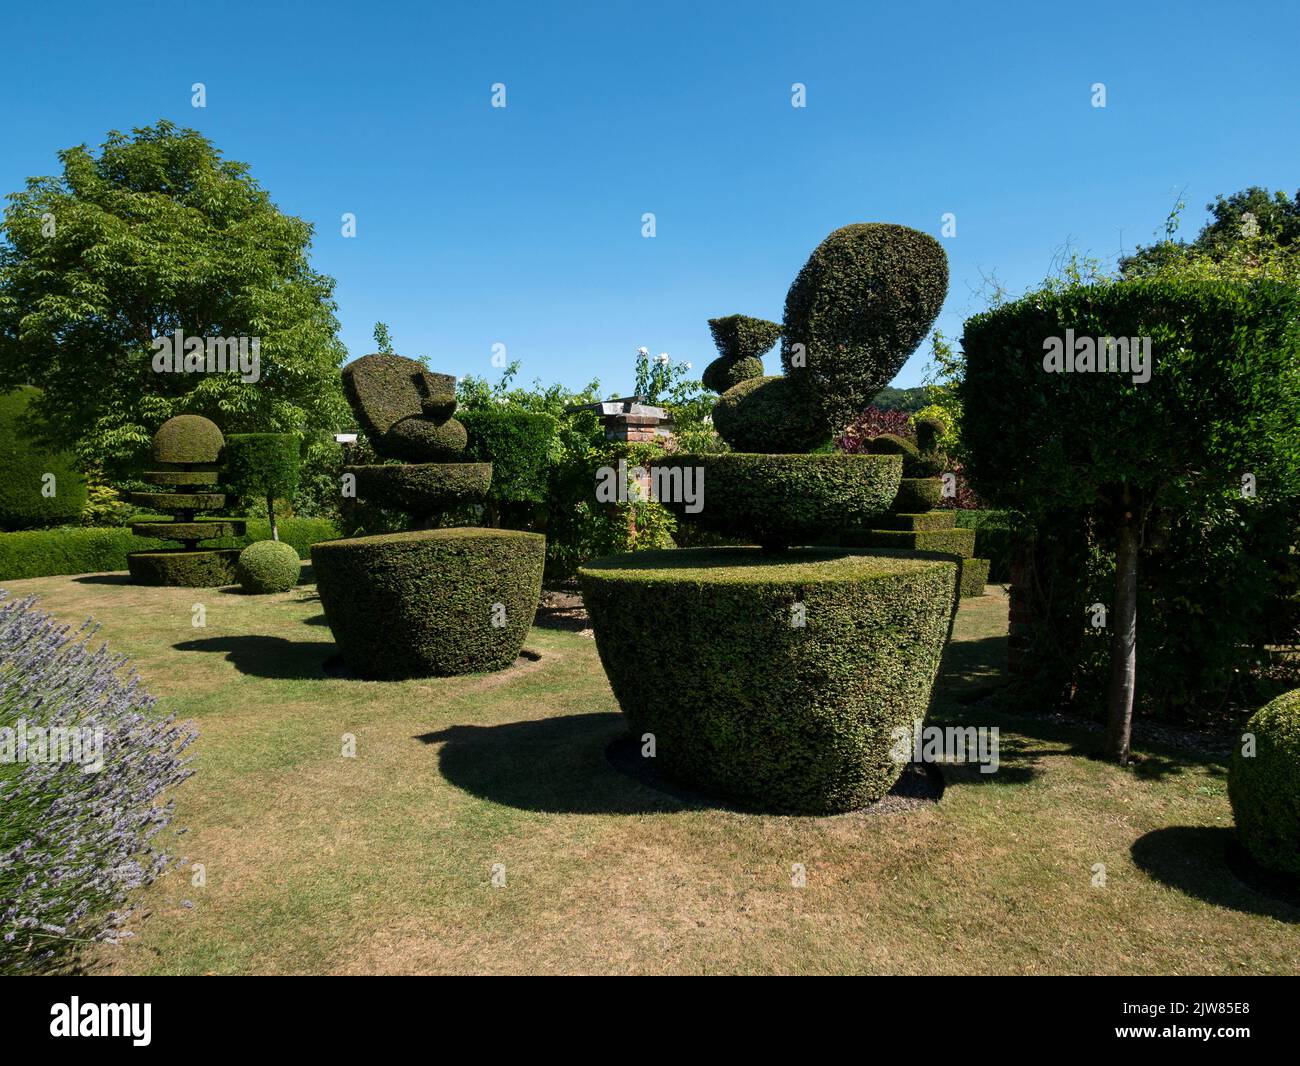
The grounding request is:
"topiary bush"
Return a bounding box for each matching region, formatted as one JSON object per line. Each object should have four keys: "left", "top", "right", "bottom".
{"left": 129, "top": 415, "right": 247, "bottom": 587}
{"left": 711, "top": 375, "right": 830, "bottom": 454}
{"left": 342, "top": 353, "right": 461, "bottom": 461}
{"left": 894, "top": 477, "right": 943, "bottom": 512}
{"left": 152, "top": 414, "right": 226, "bottom": 465}
{"left": 0, "top": 387, "right": 86, "bottom": 530}
{"left": 701, "top": 314, "right": 781, "bottom": 394}
{"left": 579, "top": 547, "right": 959, "bottom": 813}
{"left": 0, "top": 592, "right": 196, "bottom": 973}
{"left": 236, "top": 539, "right": 302, "bottom": 594}
{"left": 781, "top": 223, "right": 948, "bottom": 432}
{"left": 650, "top": 452, "right": 902, "bottom": 553}
{"left": 311, "top": 527, "right": 545, "bottom": 679}
{"left": 348, "top": 463, "right": 492, "bottom": 518}
{"left": 1229, "top": 688, "right": 1300, "bottom": 877}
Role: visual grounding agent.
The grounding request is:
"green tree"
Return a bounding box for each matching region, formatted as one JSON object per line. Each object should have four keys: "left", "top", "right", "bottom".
{"left": 961, "top": 278, "right": 1300, "bottom": 762}
{"left": 373, "top": 322, "right": 394, "bottom": 354}
{"left": 0, "top": 121, "right": 348, "bottom": 477}
{"left": 223, "top": 433, "right": 301, "bottom": 541}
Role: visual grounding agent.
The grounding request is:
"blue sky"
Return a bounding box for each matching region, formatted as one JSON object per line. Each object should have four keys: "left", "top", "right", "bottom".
{"left": 3, "top": 0, "right": 1297, "bottom": 395}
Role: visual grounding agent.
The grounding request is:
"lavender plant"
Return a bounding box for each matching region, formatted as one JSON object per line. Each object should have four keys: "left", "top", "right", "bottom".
{"left": 0, "top": 591, "right": 196, "bottom": 972}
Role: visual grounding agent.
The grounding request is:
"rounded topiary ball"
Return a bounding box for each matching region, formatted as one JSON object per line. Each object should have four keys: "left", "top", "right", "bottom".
{"left": 711, "top": 375, "right": 829, "bottom": 454}
{"left": 1229, "top": 688, "right": 1300, "bottom": 877}
{"left": 236, "top": 539, "right": 302, "bottom": 594}
{"left": 781, "top": 223, "right": 948, "bottom": 432}
{"left": 153, "top": 414, "right": 225, "bottom": 464}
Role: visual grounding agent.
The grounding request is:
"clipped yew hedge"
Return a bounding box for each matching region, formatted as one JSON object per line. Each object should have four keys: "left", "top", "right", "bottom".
{"left": 579, "top": 546, "right": 959, "bottom": 813}
{"left": 0, "top": 518, "right": 336, "bottom": 581}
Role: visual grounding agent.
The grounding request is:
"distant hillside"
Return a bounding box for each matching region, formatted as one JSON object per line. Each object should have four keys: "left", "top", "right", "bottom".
{"left": 872, "top": 386, "right": 929, "bottom": 413}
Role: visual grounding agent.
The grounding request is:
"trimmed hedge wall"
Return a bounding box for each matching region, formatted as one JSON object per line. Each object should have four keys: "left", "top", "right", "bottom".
{"left": 0, "top": 518, "right": 336, "bottom": 581}
{"left": 1229, "top": 688, "right": 1300, "bottom": 877}
{"left": 954, "top": 510, "right": 1014, "bottom": 583}
{"left": 651, "top": 452, "right": 901, "bottom": 553}
{"left": 460, "top": 408, "right": 557, "bottom": 505}
{"left": 311, "top": 527, "right": 545, "bottom": 679}
{"left": 0, "top": 387, "right": 87, "bottom": 530}
{"left": 854, "top": 527, "right": 976, "bottom": 558}
{"left": 959, "top": 557, "right": 991, "bottom": 597}
{"left": 579, "top": 546, "right": 959, "bottom": 813}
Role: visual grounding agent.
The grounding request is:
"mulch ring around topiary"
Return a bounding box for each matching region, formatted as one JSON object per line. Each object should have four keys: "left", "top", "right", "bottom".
{"left": 606, "top": 734, "right": 943, "bottom": 816}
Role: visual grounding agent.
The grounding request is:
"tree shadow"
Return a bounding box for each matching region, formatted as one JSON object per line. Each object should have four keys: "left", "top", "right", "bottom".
{"left": 1130, "top": 826, "right": 1300, "bottom": 922}
{"left": 173, "top": 634, "right": 333, "bottom": 680}
{"left": 416, "top": 712, "right": 705, "bottom": 816}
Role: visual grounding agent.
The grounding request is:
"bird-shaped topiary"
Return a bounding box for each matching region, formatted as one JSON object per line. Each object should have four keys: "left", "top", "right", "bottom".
{"left": 311, "top": 353, "right": 544, "bottom": 679}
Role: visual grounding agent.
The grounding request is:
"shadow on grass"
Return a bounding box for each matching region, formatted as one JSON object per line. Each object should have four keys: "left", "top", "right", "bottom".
{"left": 72, "top": 573, "right": 135, "bottom": 585}
{"left": 1130, "top": 826, "right": 1300, "bottom": 922}
{"left": 173, "top": 634, "right": 332, "bottom": 680}
{"left": 417, "top": 712, "right": 698, "bottom": 815}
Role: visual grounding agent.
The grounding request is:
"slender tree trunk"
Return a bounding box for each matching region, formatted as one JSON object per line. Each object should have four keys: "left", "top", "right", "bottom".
{"left": 1104, "top": 510, "right": 1139, "bottom": 763}
{"left": 267, "top": 495, "right": 279, "bottom": 542}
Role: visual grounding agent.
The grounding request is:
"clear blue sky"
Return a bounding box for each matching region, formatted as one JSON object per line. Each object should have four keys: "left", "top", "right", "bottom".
{"left": 4, "top": 0, "right": 1297, "bottom": 394}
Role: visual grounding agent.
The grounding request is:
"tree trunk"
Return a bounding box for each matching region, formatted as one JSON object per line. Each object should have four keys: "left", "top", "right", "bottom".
{"left": 1104, "top": 511, "right": 1139, "bottom": 763}
{"left": 267, "top": 495, "right": 279, "bottom": 542}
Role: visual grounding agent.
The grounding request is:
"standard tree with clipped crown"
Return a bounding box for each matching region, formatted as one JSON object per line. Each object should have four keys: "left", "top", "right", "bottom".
{"left": 311, "top": 353, "right": 544, "bottom": 678}
{"left": 127, "top": 415, "right": 247, "bottom": 586}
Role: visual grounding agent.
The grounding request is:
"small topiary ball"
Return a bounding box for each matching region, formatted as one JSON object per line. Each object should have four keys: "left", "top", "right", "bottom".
{"left": 711, "top": 375, "right": 829, "bottom": 453}
{"left": 153, "top": 415, "right": 225, "bottom": 465}
{"left": 236, "top": 539, "right": 302, "bottom": 594}
{"left": 1229, "top": 688, "right": 1300, "bottom": 877}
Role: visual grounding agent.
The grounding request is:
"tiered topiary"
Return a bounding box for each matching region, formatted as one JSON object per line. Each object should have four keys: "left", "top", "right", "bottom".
{"left": 127, "top": 415, "right": 246, "bottom": 586}
{"left": 1229, "top": 687, "right": 1300, "bottom": 878}
{"left": 854, "top": 414, "right": 990, "bottom": 597}
{"left": 581, "top": 223, "right": 962, "bottom": 814}
{"left": 311, "top": 353, "right": 545, "bottom": 679}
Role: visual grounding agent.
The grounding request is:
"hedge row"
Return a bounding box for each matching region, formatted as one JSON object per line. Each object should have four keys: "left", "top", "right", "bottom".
{"left": 0, "top": 518, "right": 337, "bottom": 581}
{"left": 954, "top": 510, "right": 1014, "bottom": 583}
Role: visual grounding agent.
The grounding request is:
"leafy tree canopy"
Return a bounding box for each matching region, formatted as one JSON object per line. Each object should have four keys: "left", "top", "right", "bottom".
{"left": 0, "top": 121, "right": 348, "bottom": 476}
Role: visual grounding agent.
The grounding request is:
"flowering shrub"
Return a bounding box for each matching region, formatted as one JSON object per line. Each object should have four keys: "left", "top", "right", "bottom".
{"left": 0, "top": 592, "right": 195, "bottom": 973}
{"left": 834, "top": 405, "right": 914, "bottom": 453}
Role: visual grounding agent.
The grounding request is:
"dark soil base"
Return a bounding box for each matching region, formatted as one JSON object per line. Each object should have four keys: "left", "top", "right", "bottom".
{"left": 606, "top": 733, "right": 944, "bottom": 816}
{"left": 323, "top": 647, "right": 541, "bottom": 679}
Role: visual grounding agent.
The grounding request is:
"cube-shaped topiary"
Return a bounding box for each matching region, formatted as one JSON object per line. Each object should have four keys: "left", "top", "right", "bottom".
{"left": 1229, "top": 688, "right": 1300, "bottom": 877}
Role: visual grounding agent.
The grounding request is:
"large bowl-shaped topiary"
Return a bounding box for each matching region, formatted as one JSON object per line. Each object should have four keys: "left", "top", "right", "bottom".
{"left": 580, "top": 547, "right": 959, "bottom": 813}
{"left": 649, "top": 452, "right": 901, "bottom": 553}
{"left": 312, "top": 527, "right": 546, "bottom": 679}
{"left": 1229, "top": 688, "right": 1300, "bottom": 878}
{"left": 781, "top": 223, "right": 947, "bottom": 432}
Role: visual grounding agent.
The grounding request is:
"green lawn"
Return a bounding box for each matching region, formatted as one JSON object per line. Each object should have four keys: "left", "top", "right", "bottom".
{"left": 5, "top": 569, "right": 1298, "bottom": 975}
